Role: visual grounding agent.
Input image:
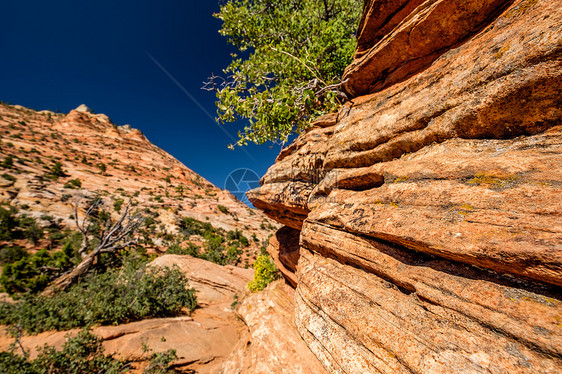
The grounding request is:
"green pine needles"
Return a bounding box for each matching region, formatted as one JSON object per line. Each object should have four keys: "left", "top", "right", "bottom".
{"left": 205, "top": 0, "right": 362, "bottom": 147}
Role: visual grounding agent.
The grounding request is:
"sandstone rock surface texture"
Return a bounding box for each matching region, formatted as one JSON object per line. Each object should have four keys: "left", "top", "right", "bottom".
{"left": 248, "top": 0, "right": 562, "bottom": 372}
{"left": 221, "top": 280, "right": 328, "bottom": 374}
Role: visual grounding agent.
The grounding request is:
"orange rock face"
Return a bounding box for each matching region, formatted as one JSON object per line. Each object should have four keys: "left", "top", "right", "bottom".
{"left": 344, "top": 0, "right": 515, "bottom": 96}
{"left": 249, "top": 0, "right": 562, "bottom": 372}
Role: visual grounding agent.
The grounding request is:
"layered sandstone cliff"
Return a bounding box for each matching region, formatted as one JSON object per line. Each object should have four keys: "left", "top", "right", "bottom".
{"left": 249, "top": 0, "right": 562, "bottom": 372}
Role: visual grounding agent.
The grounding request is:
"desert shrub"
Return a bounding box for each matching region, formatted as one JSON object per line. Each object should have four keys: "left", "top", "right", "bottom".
{"left": 97, "top": 162, "right": 107, "bottom": 173}
{"left": 176, "top": 217, "right": 245, "bottom": 265}
{"left": 217, "top": 205, "right": 229, "bottom": 214}
{"left": 178, "top": 217, "right": 214, "bottom": 237}
{"left": 142, "top": 348, "right": 177, "bottom": 374}
{"left": 248, "top": 254, "right": 279, "bottom": 292}
{"left": 0, "top": 258, "right": 197, "bottom": 334}
{"left": 238, "top": 235, "right": 249, "bottom": 247}
{"left": 227, "top": 229, "right": 250, "bottom": 247}
{"left": 0, "top": 248, "right": 73, "bottom": 294}
{"left": 0, "top": 329, "right": 125, "bottom": 374}
{"left": 113, "top": 198, "right": 124, "bottom": 212}
{"left": 226, "top": 228, "right": 241, "bottom": 241}
{"left": 167, "top": 242, "right": 200, "bottom": 257}
{"left": 49, "top": 162, "right": 65, "bottom": 179}
{"left": 0, "top": 205, "right": 44, "bottom": 244}
{"left": 1, "top": 155, "right": 14, "bottom": 168}
{"left": 0, "top": 205, "right": 18, "bottom": 240}
{"left": 0, "top": 245, "right": 28, "bottom": 264}
{"left": 1, "top": 173, "right": 16, "bottom": 182}
{"left": 224, "top": 246, "right": 243, "bottom": 265}
{"left": 63, "top": 178, "right": 81, "bottom": 189}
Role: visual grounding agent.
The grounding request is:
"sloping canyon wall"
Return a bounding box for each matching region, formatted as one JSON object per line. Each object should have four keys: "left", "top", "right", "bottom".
{"left": 248, "top": 0, "right": 561, "bottom": 372}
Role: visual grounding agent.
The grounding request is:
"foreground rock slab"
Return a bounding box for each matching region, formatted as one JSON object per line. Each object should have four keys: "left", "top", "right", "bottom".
{"left": 221, "top": 280, "right": 327, "bottom": 374}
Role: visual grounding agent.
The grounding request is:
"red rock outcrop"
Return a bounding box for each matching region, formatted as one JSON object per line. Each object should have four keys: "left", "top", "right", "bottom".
{"left": 248, "top": 0, "right": 562, "bottom": 372}
{"left": 344, "top": 0, "right": 515, "bottom": 96}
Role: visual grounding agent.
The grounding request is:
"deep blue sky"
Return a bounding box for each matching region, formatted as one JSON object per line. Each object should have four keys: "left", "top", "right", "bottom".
{"left": 0, "top": 0, "right": 285, "bottom": 189}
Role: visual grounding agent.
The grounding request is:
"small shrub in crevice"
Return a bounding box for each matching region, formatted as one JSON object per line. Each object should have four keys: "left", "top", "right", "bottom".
{"left": 49, "top": 161, "right": 66, "bottom": 179}
{"left": 247, "top": 254, "right": 279, "bottom": 292}
{"left": 1, "top": 173, "right": 16, "bottom": 182}
{"left": 141, "top": 340, "right": 178, "bottom": 374}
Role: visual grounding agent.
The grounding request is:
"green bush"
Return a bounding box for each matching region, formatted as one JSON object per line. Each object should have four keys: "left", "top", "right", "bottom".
{"left": 238, "top": 235, "right": 249, "bottom": 247}
{"left": 217, "top": 205, "right": 229, "bottom": 214}
{"left": 49, "top": 162, "right": 65, "bottom": 179}
{"left": 0, "top": 329, "right": 124, "bottom": 374}
{"left": 0, "top": 246, "right": 27, "bottom": 264}
{"left": 167, "top": 242, "right": 200, "bottom": 257}
{"left": 1, "top": 173, "right": 16, "bottom": 182}
{"left": 97, "top": 162, "right": 107, "bottom": 173}
{"left": 113, "top": 198, "right": 124, "bottom": 212}
{"left": 227, "top": 229, "right": 250, "bottom": 247}
{"left": 179, "top": 217, "right": 214, "bottom": 236}
{"left": 0, "top": 205, "right": 18, "bottom": 240}
{"left": 0, "top": 248, "right": 73, "bottom": 294}
{"left": 0, "top": 258, "right": 197, "bottom": 334}
{"left": 0, "top": 205, "right": 44, "bottom": 244}
{"left": 248, "top": 254, "right": 279, "bottom": 292}
{"left": 63, "top": 178, "right": 81, "bottom": 189}
{"left": 175, "top": 218, "right": 246, "bottom": 265}
{"left": 143, "top": 348, "right": 177, "bottom": 374}
{"left": 1, "top": 155, "right": 14, "bottom": 168}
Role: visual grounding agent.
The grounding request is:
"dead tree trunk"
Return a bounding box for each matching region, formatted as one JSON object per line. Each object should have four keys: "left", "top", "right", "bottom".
{"left": 42, "top": 253, "right": 95, "bottom": 296}
{"left": 41, "top": 197, "right": 143, "bottom": 296}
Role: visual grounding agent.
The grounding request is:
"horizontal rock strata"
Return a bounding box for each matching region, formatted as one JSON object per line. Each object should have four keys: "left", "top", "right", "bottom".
{"left": 249, "top": 0, "right": 562, "bottom": 372}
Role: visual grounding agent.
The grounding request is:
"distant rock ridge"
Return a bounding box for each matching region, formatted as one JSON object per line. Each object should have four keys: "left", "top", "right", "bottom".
{"left": 0, "top": 102, "right": 278, "bottom": 260}
{"left": 249, "top": 0, "right": 562, "bottom": 372}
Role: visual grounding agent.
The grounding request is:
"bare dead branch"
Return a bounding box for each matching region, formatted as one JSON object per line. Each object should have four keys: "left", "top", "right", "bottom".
{"left": 43, "top": 196, "right": 144, "bottom": 296}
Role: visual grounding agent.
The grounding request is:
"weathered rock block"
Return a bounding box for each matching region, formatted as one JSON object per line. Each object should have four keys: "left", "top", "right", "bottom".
{"left": 344, "top": 0, "right": 514, "bottom": 96}
{"left": 249, "top": 0, "right": 562, "bottom": 372}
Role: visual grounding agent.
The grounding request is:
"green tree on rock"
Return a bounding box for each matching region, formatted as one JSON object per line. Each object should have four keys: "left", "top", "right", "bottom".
{"left": 205, "top": 0, "right": 362, "bottom": 147}
{"left": 50, "top": 162, "right": 66, "bottom": 179}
